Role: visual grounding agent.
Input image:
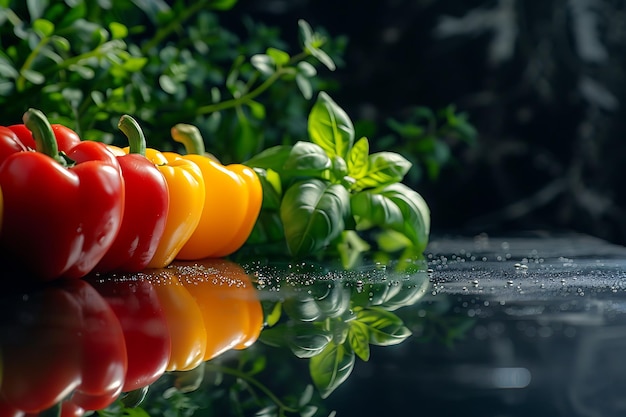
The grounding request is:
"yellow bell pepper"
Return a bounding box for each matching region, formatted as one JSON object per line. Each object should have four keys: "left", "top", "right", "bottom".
{"left": 117, "top": 116, "right": 205, "bottom": 268}
{"left": 170, "top": 124, "right": 262, "bottom": 259}
{"left": 217, "top": 163, "right": 264, "bottom": 257}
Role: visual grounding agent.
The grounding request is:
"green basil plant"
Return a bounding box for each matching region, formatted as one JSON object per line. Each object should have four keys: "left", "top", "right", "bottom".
{"left": 245, "top": 92, "right": 431, "bottom": 267}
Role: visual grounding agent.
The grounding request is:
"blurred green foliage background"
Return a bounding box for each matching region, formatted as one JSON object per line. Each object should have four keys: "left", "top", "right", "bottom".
{"left": 0, "top": 0, "right": 473, "bottom": 186}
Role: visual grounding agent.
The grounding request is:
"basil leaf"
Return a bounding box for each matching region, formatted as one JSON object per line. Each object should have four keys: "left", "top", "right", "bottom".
{"left": 351, "top": 183, "right": 430, "bottom": 252}
{"left": 298, "top": 19, "right": 337, "bottom": 71}
{"left": 21, "top": 69, "right": 44, "bottom": 85}
{"left": 247, "top": 211, "right": 285, "bottom": 244}
{"left": 245, "top": 145, "right": 292, "bottom": 171}
{"left": 348, "top": 320, "right": 370, "bottom": 361}
{"left": 296, "top": 73, "right": 313, "bottom": 99}
{"left": 308, "top": 92, "right": 354, "bottom": 160}
{"left": 233, "top": 115, "right": 259, "bottom": 161}
{"left": 209, "top": 0, "right": 238, "bottom": 10}
{"left": 247, "top": 142, "right": 330, "bottom": 177}
{"left": 310, "top": 341, "right": 355, "bottom": 399}
{"left": 356, "top": 307, "right": 412, "bottom": 346}
{"left": 346, "top": 137, "right": 369, "bottom": 180}
{"left": 246, "top": 99, "right": 266, "bottom": 119}
{"left": 250, "top": 53, "right": 275, "bottom": 76}
{"left": 33, "top": 19, "right": 54, "bottom": 37}
{"left": 266, "top": 47, "right": 290, "bottom": 66}
{"left": 298, "top": 19, "right": 315, "bottom": 50}
{"left": 27, "top": 0, "right": 48, "bottom": 21}
{"left": 280, "top": 179, "right": 350, "bottom": 257}
{"left": 252, "top": 168, "right": 282, "bottom": 209}
{"left": 283, "top": 141, "right": 331, "bottom": 176}
{"left": 352, "top": 151, "right": 412, "bottom": 191}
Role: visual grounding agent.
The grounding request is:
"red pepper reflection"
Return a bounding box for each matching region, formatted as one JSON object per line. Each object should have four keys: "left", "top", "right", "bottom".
{"left": 0, "top": 280, "right": 127, "bottom": 415}
{"left": 89, "top": 276, "right": 171, "bottom": 393}
{"left": 0, "top": 259, "right": 263, "bottom": 416}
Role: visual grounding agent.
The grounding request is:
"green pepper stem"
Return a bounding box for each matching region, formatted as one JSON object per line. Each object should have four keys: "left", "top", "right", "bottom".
{"left": 171, "top": 123, "right": 205, "bottom": 155}
{"left": 23, "top": 108, "right": 68, "bottom": 166}
{"left": 118, "top": 115, "right": 147, "bottom": 156}
{"left": 38, "top": 403, "right": 61, "bottom": 417}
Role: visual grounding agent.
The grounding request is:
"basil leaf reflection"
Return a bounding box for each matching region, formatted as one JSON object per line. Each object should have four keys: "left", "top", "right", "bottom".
{"left": 249, "top": 253, "right": 430, "bottom": 398}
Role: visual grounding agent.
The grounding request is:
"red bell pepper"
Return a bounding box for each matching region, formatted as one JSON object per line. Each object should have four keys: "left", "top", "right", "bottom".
{"left": 0, "top": 127, "right": 28, "bottom": 160}
{"left": 0, "top": 109, "right": 125, "bottom": 280}
{"left": 94, "top": 117, "right": 170, "bottom": 273}
{"left": 89, "top": 275, "right": 171, "bottom": 392}
{"left": 0, "top": 399, "right": 24, "bottom": 417}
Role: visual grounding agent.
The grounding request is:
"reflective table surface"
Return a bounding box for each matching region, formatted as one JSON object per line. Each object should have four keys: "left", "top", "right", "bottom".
{"left": 329, "top": 232, "right": 626, "bottom": 417}
{"left": 2, "top": 232, "right": 626, "bottom": 417}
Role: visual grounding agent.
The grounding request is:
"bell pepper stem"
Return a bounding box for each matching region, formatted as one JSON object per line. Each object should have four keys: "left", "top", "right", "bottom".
{"left": 120, "top": 385, "right": 149, "bottom": 408}
{"left": 118, "top": 115, "right": 147, "bottom": 156}
{"left": 38, "top": 403, "right": 61, "bottom": 417}
{"left": 171, "top": 123, "right": 206, "bottom": 155}
{"left": 23, "top": 108, "right": 69, "bottom": 166}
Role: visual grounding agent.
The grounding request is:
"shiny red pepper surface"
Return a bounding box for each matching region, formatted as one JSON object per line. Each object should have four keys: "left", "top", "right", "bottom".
{"left": 0, "top": 109, "right": 125, "bottom": 280}
{"left": 95, "top": 131, "right": 170, "bottom": 273}
{"left": 0, "top": 127, "right": 28, "bottom": 160}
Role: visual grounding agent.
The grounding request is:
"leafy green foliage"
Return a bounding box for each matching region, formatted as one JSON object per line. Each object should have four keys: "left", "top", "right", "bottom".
{"left": 246, "top": 92, "right": 431, "bottom": 264}
{"left": 0, "top": 1, "right": 345, "bottom": 161}
{"left": 381, "top": 105, "right": 477, "bottom": 183}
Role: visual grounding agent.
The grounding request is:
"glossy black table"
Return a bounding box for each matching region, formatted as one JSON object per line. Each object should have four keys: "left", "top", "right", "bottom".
{"left": 327, "top": 232, "right": 626, "bottom": 417}
{"left": 3, "top": 232, "right": 626, "bottom": 417}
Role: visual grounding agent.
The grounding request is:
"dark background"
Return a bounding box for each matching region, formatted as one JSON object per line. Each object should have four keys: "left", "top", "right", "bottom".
{"left": 234, "top": 0, "right": 626, "bottom": 245}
